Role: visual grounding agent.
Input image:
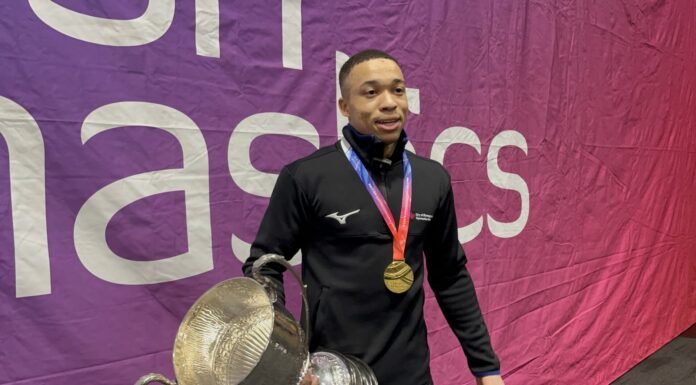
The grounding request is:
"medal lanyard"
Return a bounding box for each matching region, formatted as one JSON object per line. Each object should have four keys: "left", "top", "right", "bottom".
{"left": 344, "top": 143, "right": 412, "bottom": 262}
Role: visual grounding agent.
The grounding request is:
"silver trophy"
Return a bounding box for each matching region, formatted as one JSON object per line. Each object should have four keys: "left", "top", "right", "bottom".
{"left": 135, "top": 254, "right": 378, "bottom": 385}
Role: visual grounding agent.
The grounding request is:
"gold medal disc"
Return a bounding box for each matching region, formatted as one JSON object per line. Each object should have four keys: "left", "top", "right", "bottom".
{"left": 383, "top": 261, "right": 414, "bottom": 294}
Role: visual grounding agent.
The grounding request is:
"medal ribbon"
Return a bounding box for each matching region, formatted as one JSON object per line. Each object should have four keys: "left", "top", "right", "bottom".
{"left": 345, "top": 146, "right": 412, "bottom": 262}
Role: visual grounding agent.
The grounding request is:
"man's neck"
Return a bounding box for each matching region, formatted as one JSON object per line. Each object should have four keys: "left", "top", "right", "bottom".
{"left": 383, "top": 142, "right": 397, "bottom": 159}
{"left": 343, "top": 124, "right": 406, "bottom": 164}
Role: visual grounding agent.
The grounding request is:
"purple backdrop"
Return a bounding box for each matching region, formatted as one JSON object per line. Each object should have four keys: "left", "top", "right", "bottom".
{"left": 1, "top": 1, "right": 695, "bottom": 384}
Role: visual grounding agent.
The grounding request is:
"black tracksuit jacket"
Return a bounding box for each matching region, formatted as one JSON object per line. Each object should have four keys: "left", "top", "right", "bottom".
{"left": 243, "top": 125, "right": 500, "bottom": 384}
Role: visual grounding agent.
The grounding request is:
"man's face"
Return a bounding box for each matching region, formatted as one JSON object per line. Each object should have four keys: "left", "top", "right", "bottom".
{"left": 339, "top": 58, "right": 409, "bottom": 145}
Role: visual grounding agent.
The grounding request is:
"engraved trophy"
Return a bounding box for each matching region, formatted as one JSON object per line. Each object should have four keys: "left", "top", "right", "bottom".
{"left": 135, "top": 254, "right": 378, "bottom": 385}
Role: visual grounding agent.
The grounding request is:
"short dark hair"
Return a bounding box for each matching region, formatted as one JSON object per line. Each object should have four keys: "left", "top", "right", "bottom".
{"left": 339, "top": 49, "right": 400, "bottom": 97}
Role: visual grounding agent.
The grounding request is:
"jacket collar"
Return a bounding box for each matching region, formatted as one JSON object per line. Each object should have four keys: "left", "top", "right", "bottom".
{"left": 341, "top": 124, "right": 408, "bottom": 169}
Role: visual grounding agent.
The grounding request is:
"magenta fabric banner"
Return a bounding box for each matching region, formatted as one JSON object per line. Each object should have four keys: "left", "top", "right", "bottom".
{"left": 1, "top": 1, "right": 694, "bottom": 384}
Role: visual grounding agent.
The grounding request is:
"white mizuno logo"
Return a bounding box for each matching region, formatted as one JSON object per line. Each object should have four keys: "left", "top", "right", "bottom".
{"left": 326, "top": 209, "right": 360, "bottom": 225}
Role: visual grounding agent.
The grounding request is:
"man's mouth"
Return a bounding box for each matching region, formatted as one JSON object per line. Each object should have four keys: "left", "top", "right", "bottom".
{"left": 375, "top": 118, "right": 401, "bottom": 131}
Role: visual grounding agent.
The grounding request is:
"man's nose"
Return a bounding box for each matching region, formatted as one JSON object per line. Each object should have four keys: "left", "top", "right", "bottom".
{"left": 379, "top": 93, "right": 398, "bottom": 110}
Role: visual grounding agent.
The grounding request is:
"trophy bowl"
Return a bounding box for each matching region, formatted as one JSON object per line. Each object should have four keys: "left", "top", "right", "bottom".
{"left": 173, "top": 277, "right": 309, "bottom": 385}
{"left": 136, "top": 255, "right": 310, "bottom": 385}
{"left": 135, "top": 254, "right": 379, "bottom": 385}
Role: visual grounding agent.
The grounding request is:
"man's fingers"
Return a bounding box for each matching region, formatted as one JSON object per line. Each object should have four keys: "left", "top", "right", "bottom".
{"left": 300, "top": 368, "right": 319, "bottom": 385}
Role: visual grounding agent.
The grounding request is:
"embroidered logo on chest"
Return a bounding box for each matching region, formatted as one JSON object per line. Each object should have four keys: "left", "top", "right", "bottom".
{"left": 326, "top": 209, "right": 360, "bottom": 225}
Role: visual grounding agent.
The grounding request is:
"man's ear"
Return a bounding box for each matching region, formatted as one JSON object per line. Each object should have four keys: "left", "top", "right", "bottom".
{"left": 338, "top": 97, "right": 349, "bottom": 118}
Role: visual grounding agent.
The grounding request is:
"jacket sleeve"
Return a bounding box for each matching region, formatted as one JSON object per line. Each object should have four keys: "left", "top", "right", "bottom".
{"left": 241, "top": 166, "right": 310, "bottom": 305}
{"left": 423, "top": 174, "right": 501, "bottom": 376}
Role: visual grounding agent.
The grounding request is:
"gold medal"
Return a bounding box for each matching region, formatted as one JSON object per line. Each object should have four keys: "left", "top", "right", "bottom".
{"left": 383, "top": 261, "right": 414, "bottom": 294}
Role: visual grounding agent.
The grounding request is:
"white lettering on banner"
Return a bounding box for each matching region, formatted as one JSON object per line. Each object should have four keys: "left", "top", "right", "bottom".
{"left": 228, "top": 112, "right": 318, "bottom": 266}
{"left": 28, "top": 0, "right": 175, "bottom": 47}
{"left": 0, "top": 8, "right": 531, "bottom": 292}
{"left": 228, "top": 112, "right": 320, "bottom": 197}
{"left": 282, "top": 0, "right": 303, "bottom": 69}
{"left": 29, "top": 1, "right": 299, "bottom": 61}
{"left": 335, "top": 51, "right": 419, "bottom": 154}
{"left": 196, "top": 0, "right": 220, "bottom": 58}
{"left": 431, "top": 126, "right": 485, "bottom": 244}
{"left": 487, "top": 130, "right": 529, "bottom": 238}
{"left": 74, "top": 102, "right": 213, "bottom": 284}
{"left": 406, "top": 88, "right": 421, "bottom": 115}
{"left": 0, "top": 98, "right": 529, "bottom": 294}
{"left": 0, "top": 96, "right": 50, "bottom": 297}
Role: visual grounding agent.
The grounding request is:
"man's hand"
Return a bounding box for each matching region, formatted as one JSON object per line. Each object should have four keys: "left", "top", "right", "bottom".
{"left": 301, "top": 368, "right": 319, "bottom": 385}
{"left": 476, "top": 374, "right": 505, "bottom": 385}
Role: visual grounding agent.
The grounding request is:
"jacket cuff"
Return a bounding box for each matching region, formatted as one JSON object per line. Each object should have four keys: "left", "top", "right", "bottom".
{"left": 473, "top": 369, "right": 501, "bottom": 378}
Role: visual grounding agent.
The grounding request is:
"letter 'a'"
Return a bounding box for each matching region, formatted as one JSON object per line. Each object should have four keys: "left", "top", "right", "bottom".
{"left": 75, "top": 102, "right": 213, "bottom": 284}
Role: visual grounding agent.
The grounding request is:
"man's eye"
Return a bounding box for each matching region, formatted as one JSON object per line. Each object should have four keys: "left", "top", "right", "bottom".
{"left": 365, "top": 89, "right": 377, "bottom": 96}
{"left": 394, "top": 87, "right": 405, "bottom": 94}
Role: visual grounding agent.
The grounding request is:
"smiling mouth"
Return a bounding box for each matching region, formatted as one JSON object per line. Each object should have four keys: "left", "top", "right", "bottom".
{"left": 375, "top": 118, "right": 401, "bottom": 131}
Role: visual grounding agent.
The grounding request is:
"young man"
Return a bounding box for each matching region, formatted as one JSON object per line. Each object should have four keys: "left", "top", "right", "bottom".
{"left": 243, "top": 50, "right": 504, "bottom": 385}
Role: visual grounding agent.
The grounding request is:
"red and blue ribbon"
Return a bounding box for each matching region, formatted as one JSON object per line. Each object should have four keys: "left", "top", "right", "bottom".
{"left": 347, "top": 149, "right": 412, "bottom": 262}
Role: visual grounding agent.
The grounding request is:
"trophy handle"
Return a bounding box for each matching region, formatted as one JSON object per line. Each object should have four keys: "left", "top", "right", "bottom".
{"left": 252, "top": 254, "right": 311, "bottom": 350}
{"left": 134, "top": 373, "right": 177, "bottom": 385}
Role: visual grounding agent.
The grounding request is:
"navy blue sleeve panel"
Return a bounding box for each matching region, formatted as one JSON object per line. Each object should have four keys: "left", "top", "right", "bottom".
{"left": 423, "top": 175, "right": 501, "bottom": 375}
{"left": 473, "top": 370, "right": 502, "bottom": 378}
{"left": 242, "top": 166, "right": 310, "bottom": 305}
